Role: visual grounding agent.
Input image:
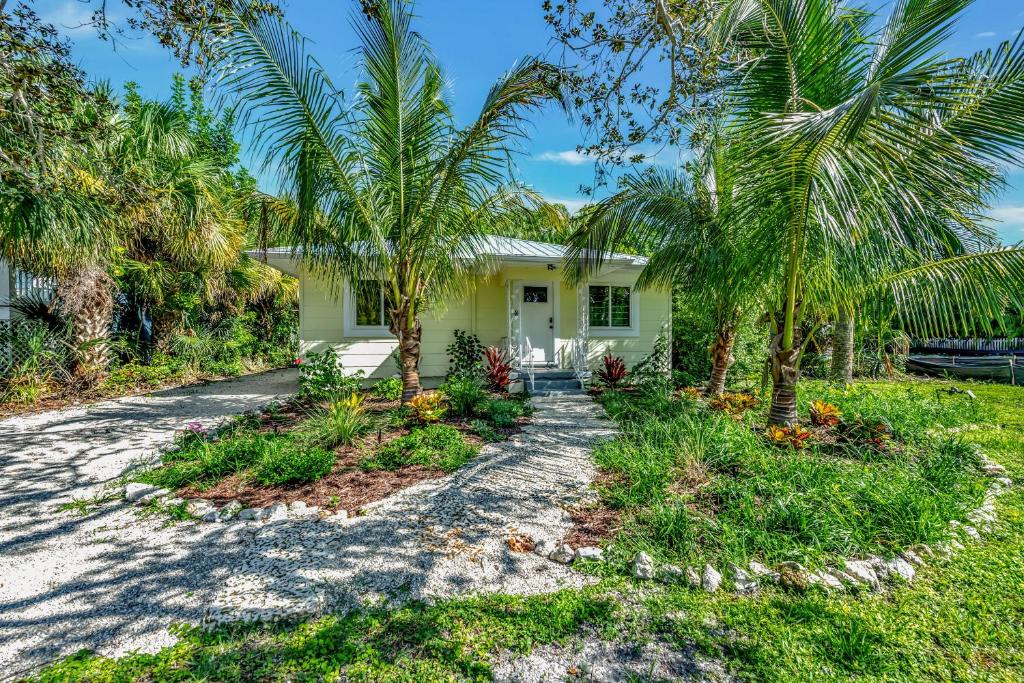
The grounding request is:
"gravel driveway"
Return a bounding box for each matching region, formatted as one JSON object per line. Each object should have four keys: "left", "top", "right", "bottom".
{"left": 0, "top": 381, "right": 613, "bottom": 680}
{"left": 0, "top": 369, "right": 297, "bottom": 680}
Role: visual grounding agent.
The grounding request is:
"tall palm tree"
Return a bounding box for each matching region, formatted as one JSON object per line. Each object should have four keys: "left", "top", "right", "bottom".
{"left": 827, "top": 246, "right": 1024, "bottom": 384}
{"left": 710, "top": 0, "right": 1024, "bottom": 424}
{"left": 566, "top": 139, "right": 770, "bottom": 396}
{"left": 210, "top": 0, "right": 567, "bottom": 401}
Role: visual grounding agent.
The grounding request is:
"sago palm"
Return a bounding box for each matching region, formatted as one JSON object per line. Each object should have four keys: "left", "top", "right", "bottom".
{"left": 710, "top": 0, "right": 1024, "bottom": 424}
{"left": 210, "top": 0, "right": 567, "bottom": 400}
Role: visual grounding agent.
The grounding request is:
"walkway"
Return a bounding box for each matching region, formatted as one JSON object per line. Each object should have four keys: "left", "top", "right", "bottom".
{"left": 0, "top": 369, "right": 298, "bottom": 680}
{"left": 0, "top": 387, "right": 613, "bottom": 679}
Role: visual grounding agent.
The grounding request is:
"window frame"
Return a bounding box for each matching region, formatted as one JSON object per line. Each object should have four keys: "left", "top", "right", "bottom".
{"left": 586, "top": 282, "right": 640, "bottom": 337}
{"left": 343, "top": 278, "right": 394, "bottom": 338}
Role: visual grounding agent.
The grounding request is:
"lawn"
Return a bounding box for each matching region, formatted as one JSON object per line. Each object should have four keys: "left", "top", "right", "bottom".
{"left": 27, "top": 379, "right": 1024, "bottom": 682}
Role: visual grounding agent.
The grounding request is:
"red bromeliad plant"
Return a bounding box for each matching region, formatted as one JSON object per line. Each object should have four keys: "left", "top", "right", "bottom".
{"left": 483, "top": 346, "right": 512, "bottom": 392}
{"left": 596, "top": 354, "right": 628, "bottom": 389}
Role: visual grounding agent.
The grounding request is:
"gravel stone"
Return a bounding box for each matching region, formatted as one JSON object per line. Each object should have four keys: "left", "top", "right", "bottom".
{"left": 0, "top": 369, "right": 297, "bottom": 678}
{"left": 701, "top": 564, "right": 722, "bottom": 593}
{"left": 575, "top": 546, "right": 604, "bottom": 562}
{"left": 633, "top": 552, "right": 656, "bottom": 580}
{"left": 125, "top": 483, "right": 163, "bottom": 503}
{"left": 533, "top": 539, "right": 557, "bottom": 558}
{"left": 843, "top": 560, "right": 881, "bottom": 590}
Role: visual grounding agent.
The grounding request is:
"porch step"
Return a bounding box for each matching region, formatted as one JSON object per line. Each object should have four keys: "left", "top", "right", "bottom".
{"left": 530, "top": 378, "right": 585, "bottom": 396}
{"left": 524, "top": 368, "right": 579, "bottom": 380}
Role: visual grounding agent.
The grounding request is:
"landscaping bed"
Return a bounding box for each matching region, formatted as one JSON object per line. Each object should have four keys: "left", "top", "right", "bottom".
{"left": 133, "top": 351, "right": 532, "bottom": 518}
{"left": 578, "top": 381, "right": 994, "bottom": 575}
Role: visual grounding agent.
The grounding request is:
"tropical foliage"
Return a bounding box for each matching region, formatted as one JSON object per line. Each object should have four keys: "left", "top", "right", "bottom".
{"left": 209, "top": 0, "right": 567, "bottom": 402}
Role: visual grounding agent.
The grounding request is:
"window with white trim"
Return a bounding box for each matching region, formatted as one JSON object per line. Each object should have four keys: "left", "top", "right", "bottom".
{"left": 588, "top": 285, "right": 632, "bottom": 328}
{"left": 347, "top": 279, "right": 394, "bottom": 336}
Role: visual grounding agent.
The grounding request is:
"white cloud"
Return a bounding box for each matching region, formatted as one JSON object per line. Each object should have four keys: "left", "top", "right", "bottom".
{"left": 544, "top": 197, "right": 589, "bottom": 214}
{"left": 990, "top": 205, "right": 1024, "bottom": 226}
{"left": 41, "top": 2, "right": 97, "bottom": 37}
{"left": 975, "top": 31, "right": 997, "bottom": 38}
{"left": 534, "top": 150, "right": 591, "bottom": 166}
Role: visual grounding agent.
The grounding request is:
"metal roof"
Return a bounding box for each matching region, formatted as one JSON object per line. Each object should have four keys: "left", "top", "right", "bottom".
{"left": 249, "top": 236, "right": 647, "bottom": 268}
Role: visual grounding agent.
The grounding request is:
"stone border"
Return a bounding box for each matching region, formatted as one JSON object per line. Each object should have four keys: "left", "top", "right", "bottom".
{"left": 530, "top": 452, "right": 1012, "bottom": 595}
{"left": 124, "top": 483, "right": 348, "bottom": 524}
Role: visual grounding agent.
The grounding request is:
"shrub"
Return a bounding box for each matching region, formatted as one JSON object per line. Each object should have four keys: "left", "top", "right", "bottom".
{"left": 810, "top": 400, "right": 842, "bottom": 427}
{"left": 470, "top": 419, "right": 503, "bottom": 442}
{"left": 484, "top": 397, "right": 525, "bottom": 428}
{"left": 483, "top": 346, "right": 512, "bottom": 392}
{"left": 361, "top": 424, "right": 478, "bottom": 473}
{"left": 299, "top": 393, "right": 368, "bottom": 448}
{"left": 372, "top": 377, "right": 402, "bottom": 401}
{"left": 445, "top": 330, "right": 485, "bottom": 379}
{"left": 408, "top": 393, "right": 446, "bottom": 424}
{"left": 708, "top": 391, "right": 759, "bottom": 416}
{"left": 297, "top": 348, "right": 363, "bottom": 402}
{"left": 253, "top": 440, "right": 335, "bottom": 486}
{"left": 596, "top": 354, "right": 628, "bottom": 389}
{"left": 630, "top": 333, "right": 671, "bottom": 394}
{"left": 440, "top": 376, "right": 488, "bottom": 417}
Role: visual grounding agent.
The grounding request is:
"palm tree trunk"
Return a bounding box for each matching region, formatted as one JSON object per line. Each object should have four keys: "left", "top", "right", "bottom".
{"left": 830, "top": 306, "right": 855, "bottom": 385}
{"left": 391, "top": 302, "right": 422, "bottom": 402}
{"left": 705, "top": 321, "right": 737, "bottom": 397}
{"left": 57, "top": 266, "right": 115, "bottom": 384}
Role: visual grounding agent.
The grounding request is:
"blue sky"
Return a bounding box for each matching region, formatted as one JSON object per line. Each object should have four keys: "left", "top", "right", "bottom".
{"left": 36, "top": 0, "right": 1024, "bottom": 241}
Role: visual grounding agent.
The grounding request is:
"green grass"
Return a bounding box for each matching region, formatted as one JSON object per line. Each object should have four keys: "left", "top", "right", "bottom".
{"left": 360, "top": 424, "right": 480, "bottom": 473}
{"left": 594, "top": 381, "right": 988, "bottom": 569}
{"left": 25, "top": 379, "right": 1024, "bottom": 681}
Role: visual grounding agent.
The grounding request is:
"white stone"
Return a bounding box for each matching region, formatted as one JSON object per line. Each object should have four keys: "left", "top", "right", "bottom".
{"left": 883, "top": 557, "right": 916, "bottom": 583}
{"left": 633, "top": 552, "right": 656, "bottom": 580}
{"left": 549, "top": 544, "right": 575, "bottom": 564}
{"left": 325, "top": 509, "right": 349, "bottom": 522}
{"left": 125, "top": 483, "right": 162, "bottom": 503}
{"left": 533, "top": 539, "right": 557, "bottom": 559}
{"left": 701, "top": 564, "right": 722, "bottom": 593}
{"left": 137, "top": 488, "right": 171, "bottom": 505}
{"left": 730, "top": 564, "right": 757, "bottom": 594}
{"left": 900, "top": 550, "right": 926, "bottom": 567}
{"left": 982, "top": 463, "right": 1007, "bottom": 476}
{"left": 238, "top": 508, "right": 263, "bottom": 521}
{"left": 748, "top": 560, "right": 773, "bottom": 576}
{"left": 659, "top": 564, "right": 685, "bottom": 583}
{"left": 961, "top": 525, "right": 981, "bottom": 541}
{"left": 827, "top": 568, "right": 858, "bottom": 586}
{"left": 264, "top": 502, "right": 288, "bottom": 522}
{"left": 289, "top": 501, "right": 307, "bottom": 512}
{"left": 186, "top": 498, "right": 216, "bottom": 517}
{"left": 811, "top": 570, "right": 845, "bottom": 592}
{"left": 219, "top": 501, "right": 243, "bottom": 520}
{"left": 574, "top": 546, "right": 604, "bottom": 562}
{"left": 843, "top": 560, "right": 880, "bottom": 590}
{"left": 201, "top": 509, "right": 221, "bottom": 523}
{"left": 685, "top": 566, "right": 701, "bottom": 589}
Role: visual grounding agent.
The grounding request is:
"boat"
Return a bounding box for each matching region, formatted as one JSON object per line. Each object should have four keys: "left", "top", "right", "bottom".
{"left": 907, "top": 354, "right": 1024, "bottom": 384}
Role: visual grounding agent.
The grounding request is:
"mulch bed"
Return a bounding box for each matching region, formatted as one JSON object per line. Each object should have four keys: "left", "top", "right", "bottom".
{"left": 176, "top": 390, "right": 525, "bottom": 515}
{"left": 561, "top": 473, "right": 623, "bottom": 548}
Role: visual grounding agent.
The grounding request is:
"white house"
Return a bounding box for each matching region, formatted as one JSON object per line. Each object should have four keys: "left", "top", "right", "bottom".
{"left": 253, "top": 236, "right": 671, "bottom": 390}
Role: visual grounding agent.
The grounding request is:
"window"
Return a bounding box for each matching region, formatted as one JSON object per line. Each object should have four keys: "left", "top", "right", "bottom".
{"left": 355, "top": 279, "right": 385, "bottom": 326}
{"left": 523, "top": 286, "right": 548, "bottom": 303}
{"left": 589, "top": 285, "right": 632, "bottom": 328}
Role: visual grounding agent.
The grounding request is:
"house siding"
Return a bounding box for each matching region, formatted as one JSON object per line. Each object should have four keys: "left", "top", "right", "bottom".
{"left": 296, "top": 263, "right": 670, "bottom": 379}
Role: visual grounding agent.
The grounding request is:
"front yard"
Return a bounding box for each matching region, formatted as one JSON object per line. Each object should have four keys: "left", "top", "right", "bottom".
{"left": 27, "top": 379, "right": 1024, "bottom": 682}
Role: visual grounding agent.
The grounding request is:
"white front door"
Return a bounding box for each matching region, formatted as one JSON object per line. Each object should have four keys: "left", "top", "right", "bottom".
{"left": 521, "top": 283, "right": 555, "bottom": 364}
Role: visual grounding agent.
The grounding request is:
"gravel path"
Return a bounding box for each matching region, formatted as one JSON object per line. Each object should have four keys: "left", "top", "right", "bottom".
{"left": 0, "top": 369, "right": 298, "bottom": 680}
{"left": 0, "top": 386, "right": 613, "bottom": 679}
{"left": 209, "top": 394, "right": 617, "bottom": 622}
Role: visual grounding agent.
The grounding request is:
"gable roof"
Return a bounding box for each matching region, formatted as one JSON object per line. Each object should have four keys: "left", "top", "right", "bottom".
{"left": 248, "top": 236, "right": 647, "bottom": 276}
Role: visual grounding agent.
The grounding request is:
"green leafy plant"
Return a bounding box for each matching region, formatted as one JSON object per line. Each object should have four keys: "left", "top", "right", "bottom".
{"left": 361, "top": 424, "right": 478, "bottom": 473}
{"left": 484, "top": 398, "right": 525, "bottom": 428}
{"left": 446, "top": 330, "right": 486, "bottom": 380}
{"left": 440, "top": 376, "right": 487, "bottom": 418}
{"left": 297, "top": 348, "right": 363, "bottom": 402}
{"left": 470, "top": 419, "right": 503, "bottom": 442}
{"left": 252, "top": 440, "right": 335, "bottom": 486}
{"left": 408, "top": 393, "right": 446, "bottom": 424}
{"left": 299, "top": 393, "right": 368, "bottom": 448}
{"left": 372, "top": 377, "right": 402, "bottom": 401}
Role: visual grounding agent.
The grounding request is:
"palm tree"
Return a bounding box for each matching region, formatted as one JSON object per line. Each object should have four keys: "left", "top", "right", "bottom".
{"left": 210, "top": 0, "right": 567, "bottom": 401}
{"left": 827, "top": 246, "right": 1024, "bottom": 384}
{"left": 710, "top": 0, "right": 1024, "bottom": 424}
{"left": 566, "top": 139, "right": 769, "bottom": 396}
